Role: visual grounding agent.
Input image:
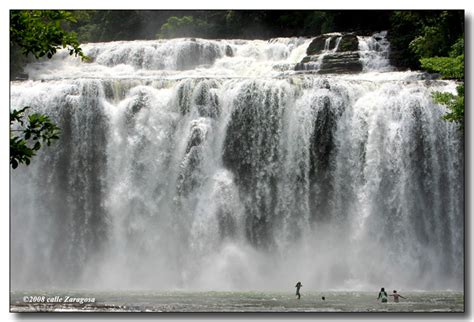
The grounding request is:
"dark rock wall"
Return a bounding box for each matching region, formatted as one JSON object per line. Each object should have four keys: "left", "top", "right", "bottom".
{"left": 296, "top": 33, "right": 362, "bottom": 74}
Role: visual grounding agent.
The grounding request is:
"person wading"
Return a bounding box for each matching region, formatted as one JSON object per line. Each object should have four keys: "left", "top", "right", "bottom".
{"left": 390, "top": 290, "right": 407, "bottom": 303}
{"left": 295, "top": 281, "right": 303, "bottom": 299}
{"left": 377, "top": 287, "right": 388, "bottom": 303}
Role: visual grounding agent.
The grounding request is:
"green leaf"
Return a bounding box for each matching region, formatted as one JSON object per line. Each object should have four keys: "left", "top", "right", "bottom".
{"left": 431, "top": 83, "right": 464, "bottom": 130}
{"left": 10, "top": 106, "right": 61, "bottom": 169}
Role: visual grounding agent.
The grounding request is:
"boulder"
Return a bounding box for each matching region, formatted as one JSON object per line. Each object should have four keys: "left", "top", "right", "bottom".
{"left": 336, "top": 34, "right": 359, "bottom": 52}
{"left": 306, "top": 35, "right": 329, "bottom": 55}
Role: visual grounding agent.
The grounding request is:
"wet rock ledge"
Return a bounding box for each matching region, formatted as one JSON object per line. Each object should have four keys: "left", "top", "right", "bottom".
{"left": 295, "top": 33, "right": 363, "bottom": 74}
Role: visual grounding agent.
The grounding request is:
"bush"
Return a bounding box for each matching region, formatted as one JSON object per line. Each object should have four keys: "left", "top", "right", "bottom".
{"left": 420, "top": 55, "right": 464, "bottom": 80}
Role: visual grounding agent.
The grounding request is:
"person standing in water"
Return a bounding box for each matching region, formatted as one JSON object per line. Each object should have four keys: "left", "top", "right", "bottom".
{"left": 390, "top": 290, "right": 406, "bottom": 303}
{"left": 295, "top": 282, "right": 303, "bottom": 299}
{"left": 377, "top": 287, "right": 388, "bottom": 303}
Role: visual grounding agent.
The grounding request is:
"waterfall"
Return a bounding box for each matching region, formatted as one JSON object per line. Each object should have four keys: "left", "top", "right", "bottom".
{"left": 358, "top": 31, "right": 393, "bottom": 72}
{"left": 11, "top": 35, "right": 463, "bottom": 291}
{"left": 310, "top": 35, "right": 343, "bottom": 71}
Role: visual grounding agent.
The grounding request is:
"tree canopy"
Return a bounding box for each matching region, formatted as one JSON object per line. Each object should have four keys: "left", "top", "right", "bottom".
{"left": 10, "top": 10, "right": 87, "bottom": 169}
{"left": 10, "top": 10, "right": 87, "bottom": 60}
{"left": 388, "top": 10, "right": 463, "bottom": 69}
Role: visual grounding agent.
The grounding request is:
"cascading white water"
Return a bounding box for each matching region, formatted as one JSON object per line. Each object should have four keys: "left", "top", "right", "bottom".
{"left": 11, "top": 35, "right": 463, "bottom": 292}
{"left": 310, "top": 35, "right": 343, "bottom": 70}
{"left": 358, "top": 31, "right": 393, "bottom": 72}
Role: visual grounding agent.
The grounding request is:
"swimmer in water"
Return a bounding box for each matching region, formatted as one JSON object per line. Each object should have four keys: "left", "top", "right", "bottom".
{"left": 389, "top": 290, "right": 407, "bottom": 303}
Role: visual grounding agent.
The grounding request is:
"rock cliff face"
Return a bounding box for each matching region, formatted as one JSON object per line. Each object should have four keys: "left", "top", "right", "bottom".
{"left": 295, "top": 33, "right": 363, "bottom": 74}
{"left": 318, "top": 52, "right": 362, "bottom": 74}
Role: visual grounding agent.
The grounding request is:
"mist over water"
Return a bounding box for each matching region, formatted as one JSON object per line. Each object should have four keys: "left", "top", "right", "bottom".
{"left": 11, "top": 33, "right": 463, "bottom": 292}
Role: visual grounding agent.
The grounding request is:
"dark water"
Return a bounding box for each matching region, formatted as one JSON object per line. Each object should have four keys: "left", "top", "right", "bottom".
{"left": 11, "top": 290, "right": 464, "bottom": 312}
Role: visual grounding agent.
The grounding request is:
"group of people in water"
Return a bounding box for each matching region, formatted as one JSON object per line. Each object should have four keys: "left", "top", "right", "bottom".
{"left": 295, "top": 282, "right": 407, "bottom": 303}
{"left": 377, "top": 287, "right": 407, "bottom": 303}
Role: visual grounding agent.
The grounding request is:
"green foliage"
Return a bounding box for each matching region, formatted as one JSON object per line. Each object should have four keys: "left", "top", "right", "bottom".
{"left": 409, "top": 26, "right": 447, "bottom": 58}
{"left": 10, "top": 10, "right": 88, "bottom": 60}
{"left": 10, "top": 107, "right": 61, "bottom": 169}
{"left": 296, "top": 11, "right": 335, "bottom": 35}
{"left": 432, "top": 84, "right": 464, "bottom": 129}
{"left": 275, "top": 11, "right": 333, "bottom": 36}
{"left": 418, "top": 38, "right": 464, "bottom": 128}
{"left": 388, "top": 11, "right": 424, "bottom": 68}
{"left": 68, "top": 10, "right": 100, "bottom": 43}
{"left": 157, "top": 15, "right": 212, "bottom": 39}
{"left": 388, "top": 10, "right": 463, "bottom": 70}
{"left": 69, "top": 10, "right": 395, "bottom": 42}
{"left": 74, "top": 23, "right": 100, "bottom": 43}
{"left": 406, "top": 11, "right": 458, "bottom": 59}
{"left": 10, "top": 10, "right": 88, "bottom": 168}
{"left": 420, "top": 55, "right": 464, "bottom": 79}
{"left": 311, "top": 12, "right": 335, "bottom": 34}
{"left": 158, "top": 16, "right": 192, "bottom": 38}
{"left": 449, "top": 37, "right": 464, "bottom": 57}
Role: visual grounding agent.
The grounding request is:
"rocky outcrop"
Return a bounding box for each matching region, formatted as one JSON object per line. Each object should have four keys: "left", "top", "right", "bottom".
{"left": 319, "top": 52, "right": 363, "bottom": 74}
{"left": 336, "top": 34, "right": 359, "bottom": 52}
{"left": 306, "top": 36, "right": 327, "bottom": 55}
{"left": 296, "top": 32, "right": 362, "bottom": 74}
